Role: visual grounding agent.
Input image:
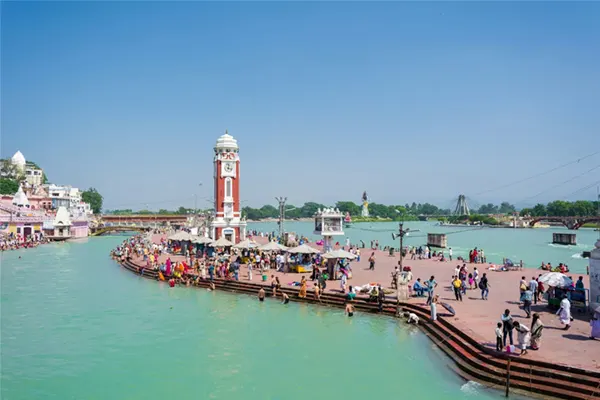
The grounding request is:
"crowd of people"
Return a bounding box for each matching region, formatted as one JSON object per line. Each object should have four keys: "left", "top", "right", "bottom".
{"left": 113, "top": 231, "right": 599, "bottom": 355}
{"left": 0, "top": 231, "right": 48, "bottom": 251}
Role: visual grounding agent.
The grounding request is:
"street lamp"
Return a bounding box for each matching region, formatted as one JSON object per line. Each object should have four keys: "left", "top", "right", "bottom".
{"left": 392, "top": 212, "right": 410, "bottom": 303}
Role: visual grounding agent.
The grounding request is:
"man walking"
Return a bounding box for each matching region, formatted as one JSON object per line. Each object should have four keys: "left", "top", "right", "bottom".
{"left": 528, "top": 277, "right": 538, "bottom": 305}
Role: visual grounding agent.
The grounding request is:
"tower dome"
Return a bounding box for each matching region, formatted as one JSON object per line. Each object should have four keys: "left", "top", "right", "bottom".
{"left": 214, "top": 130, "right": 239, "bottom": 153}
{"left": 11, "top": 151, "right": 26, "bottom": 168}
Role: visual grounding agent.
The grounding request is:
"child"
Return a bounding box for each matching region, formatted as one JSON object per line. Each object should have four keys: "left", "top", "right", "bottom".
{"left": 495, "top": 322, "right": 503, "bottom": 351}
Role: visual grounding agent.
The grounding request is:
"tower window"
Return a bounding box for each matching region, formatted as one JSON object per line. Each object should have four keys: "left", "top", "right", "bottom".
{"left": 225, "top": 178, "right": 232, "bottom": 198}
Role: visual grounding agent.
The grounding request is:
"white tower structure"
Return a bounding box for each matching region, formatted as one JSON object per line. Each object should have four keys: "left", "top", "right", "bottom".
{"left": 11, "top": 151, "right": 26, "bottom": 172}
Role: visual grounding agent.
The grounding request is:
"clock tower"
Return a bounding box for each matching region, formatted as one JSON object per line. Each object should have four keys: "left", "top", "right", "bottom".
{"left": 210, "top": 130, "right": 246, "bottom": 243}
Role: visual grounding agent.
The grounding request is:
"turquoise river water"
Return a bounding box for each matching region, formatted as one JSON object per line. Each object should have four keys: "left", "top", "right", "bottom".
{"left": 252, "top": 221, "right": 598, "bottom": 274}
{"left": 0, "top": 236, "right": 531, "bottom": 400}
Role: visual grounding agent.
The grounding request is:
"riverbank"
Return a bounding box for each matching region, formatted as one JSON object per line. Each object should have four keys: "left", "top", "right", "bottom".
{"left": 113, "top": 235, "right": 600, "bottom": 399}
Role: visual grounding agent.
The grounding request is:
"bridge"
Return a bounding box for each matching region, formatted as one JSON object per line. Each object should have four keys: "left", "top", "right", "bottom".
{"left": 100, "top": 214, "right": 189, "bottom": 225}
{"left": 90, "top": 225, "right": 152, "bottom": 236}
{"left": 527, "top": 216, "right": 600, "bottom": 230}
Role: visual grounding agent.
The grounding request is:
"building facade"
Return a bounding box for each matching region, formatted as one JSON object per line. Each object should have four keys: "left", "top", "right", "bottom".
{"left": 210, "top": 131, "right": 246, "bottom": 243}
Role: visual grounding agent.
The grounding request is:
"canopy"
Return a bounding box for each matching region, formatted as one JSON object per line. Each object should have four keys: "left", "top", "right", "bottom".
{"left": 210, "top": 237, "right": 234, "bottom": 247}
{"left": 538, "top": 272, "right": 573, "bottom": 288}
{"left": 287, "top": 243, "right": 320, "bottom": 254}
{"left": 191, "top": 235, "right": 213, "bottom": 245}
{"left": 322, "top": 249, "right": 357, "bottom": 260}
{"left": 168, "top": 231, "right": 192, "bottom": 241}
{"left": 258, "top": 241, "right": 288, "bottom": 252}
{"left": 233, "top": 239, "right": 259, "bottom": 249}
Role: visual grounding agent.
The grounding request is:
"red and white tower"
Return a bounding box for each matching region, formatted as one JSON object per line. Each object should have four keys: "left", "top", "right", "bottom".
{"left": 210, "top": 131, "right": 246, "bottom": 243}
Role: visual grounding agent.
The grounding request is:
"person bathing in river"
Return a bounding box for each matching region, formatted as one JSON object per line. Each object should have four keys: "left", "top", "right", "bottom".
{"left": 345, "top": 302, "right": 355, "bottom": 317}
{"left": 281, "top": 292, "right": 289, "bottom": 304}
{"left": 258, "top": 287, "right": 265, "bottom": 302}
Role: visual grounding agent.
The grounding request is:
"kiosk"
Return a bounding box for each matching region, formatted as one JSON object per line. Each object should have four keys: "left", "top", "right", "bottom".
{"left": 313, "top": 207, "right": 345, "bottom": 253}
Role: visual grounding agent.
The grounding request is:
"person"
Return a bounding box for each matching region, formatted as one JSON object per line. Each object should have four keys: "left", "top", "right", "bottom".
{"left": 501, "top": 309, "right": 514, "bottom": 347}
{"left": 448, "top": 247, "right": 453, "bottom": 261}
{"left": 377, "top": 284, "right": 385, "bottom": 312}
{"left": 522, "top": 288, "right": 533, "bottom": 318}
{"left": 576, "top": 276, "right": 585, "bottom": 290}
{"left": 368, "top": 252, "right": 376, "bottom": 270}
{"left": 258, "top": 287, "right": 265, "bottom": 302}
{"left": 530, "top": 313, "right": 544, "bottom": 350}
{"left": 452, "top": 276, "right": 463, "bottom": 301}
{"left": 347, "top": 286, "right": 356, "bottom": 301}
{"left": 345, "top": 302, "right": 355, "bottom": 317}
{"left": 298, "top": 276, "right": 307, "bottom": 298}
{"left": 313, "top": 283, "right": 322, "bottom": 303}
{"left": 426, "top": 276, "right": 437, "bottom": 305}
{"left": 590, "top": 309, "right": 600, "bottom": 340}
{"left": 536, "top": 275, "right": 545, "bottom": 302}
{"left": 479, "top": 273, "right": 489, "bottom": 300}
{"left": 528, "top": 277, "right": 538, "bottom": 304}
{"left": 406, "top": 312, "right": 420, "bottom": 325}
{"left": 495, "top": 322, "right": 503, "bottom": 351}
{"left": 512, "top": 321, "right": 530, "bottom": 355}
{"left": 556, "top": 295, "right": 572, "bottom": 330}
{"left": 413, "top": 278, "right": 426, "bottom": 297}
{"left": 430, "top": 294, "right": 439, "bottom": 321}
{"left": 281, "top": 292, "right": 289, "bottom": 304}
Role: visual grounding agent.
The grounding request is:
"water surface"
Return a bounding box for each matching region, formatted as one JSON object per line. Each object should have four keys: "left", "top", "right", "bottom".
{"left": 1, "top": 237, "right": 517, "bottom": 399}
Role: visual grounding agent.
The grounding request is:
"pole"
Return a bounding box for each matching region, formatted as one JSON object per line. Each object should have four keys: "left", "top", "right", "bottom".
{"left": 505, "top": 358, "right": 511, "bottom": 397}
{"left": 399, "top": 222, "right": 404, "bottom": 269}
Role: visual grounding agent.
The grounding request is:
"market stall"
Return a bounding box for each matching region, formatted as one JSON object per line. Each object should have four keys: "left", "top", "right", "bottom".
{"left": 287, "top": 243, "right": 320, "bottom": 273}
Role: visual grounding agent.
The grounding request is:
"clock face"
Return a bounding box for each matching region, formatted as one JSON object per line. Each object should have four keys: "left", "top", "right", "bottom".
{"left": 224, "top": 162, "right": 233, "bottom": 173}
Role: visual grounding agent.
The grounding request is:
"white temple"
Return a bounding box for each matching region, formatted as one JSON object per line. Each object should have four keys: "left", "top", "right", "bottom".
{"left": 11, "top": 151, "right": 26, "bottom": 171}
{"left": 12, "top": 186, "right": 30, "bottom": 208}
{"left": 53, "top": 206, "right": 72, "bottom": 237}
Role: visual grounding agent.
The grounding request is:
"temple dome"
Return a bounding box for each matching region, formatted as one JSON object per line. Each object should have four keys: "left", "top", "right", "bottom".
{"left": 11, "top": 151, "right": 26, "bottom": 167}
{"left": 12, "top": 186, "right": 30, "bottom": 208}
{"left": 214, "top": 130, "right": 238, "bottom": 151}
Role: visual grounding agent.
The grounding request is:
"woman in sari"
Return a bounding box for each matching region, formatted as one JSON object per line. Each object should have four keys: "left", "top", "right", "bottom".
{"left": 298, "top": 276, "right": 307, "bottom": 298}
{"left": 530, "top": 313, "right": 544, "bottom": 350}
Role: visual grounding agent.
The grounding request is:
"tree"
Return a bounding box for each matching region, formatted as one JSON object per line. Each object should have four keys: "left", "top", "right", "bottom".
{"left": 498, "top": 202, "right": 516, "bottom": 214}
{"left": 81, "top": 188, "right": 103, "bottom": 214}
{"left": 0, "top": 178, "right": 19, "bottom": 195}
{"left": 532, "top": 203, "right": 547, "bottom": 217}
{"left": 335, "top": 201, "right": 361, "bottom": 216}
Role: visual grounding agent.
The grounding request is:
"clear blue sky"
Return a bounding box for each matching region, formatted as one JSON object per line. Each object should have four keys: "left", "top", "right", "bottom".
{"left": 2, "top": 2, "right": 599, "bottom": 211}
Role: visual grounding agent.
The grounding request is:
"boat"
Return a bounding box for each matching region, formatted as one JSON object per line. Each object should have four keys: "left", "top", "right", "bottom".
{"left": 343, "top": 212, "right": 352, "bottom": 228}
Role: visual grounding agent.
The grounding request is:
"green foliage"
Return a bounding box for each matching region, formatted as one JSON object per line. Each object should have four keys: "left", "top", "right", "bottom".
{"left": 476, "top": 202, "right": 516, "bottom": 214}
{"left": 520, "top": 200, "right": 598, "bottom": 217}
{"left": 448, "top": 214, "right": 499, "bottom": 225}
{"left": 0, "top": 178, "right": 19, "bottom": 195}
{"left": 81, "top": 188, "right": 103, "bottom": 214}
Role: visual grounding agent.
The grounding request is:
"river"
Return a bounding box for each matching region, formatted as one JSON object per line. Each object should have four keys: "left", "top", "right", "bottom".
{"left": 0, "top": 236, "right": 525, "bottom": 399}
{"left": 247, "top": 221, "right": 598, "bottom": 274}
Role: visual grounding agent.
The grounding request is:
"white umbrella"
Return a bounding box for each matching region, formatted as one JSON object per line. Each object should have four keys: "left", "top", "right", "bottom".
{"left": 258, "top": 241, "right": 288, "bottom": 252}
{"left": 233, "top": 239, "right": 258, "bottom": 249}
{"left": 538, "top": 272, "right": 573, "bottom": 288}
{"left": 168, "top": 231, "right": 186, "bottom": 241}
{"left": 210, "top": 237, "right": 234, "bottom": 247}
{"left": 287, "top": 243, "right": 320, "bottom": 254}
{"left": 191, "top": 235, "right": 213, "bottom": 245}
{"left": 322, "top": 249, "right": 357, "bottom": 260}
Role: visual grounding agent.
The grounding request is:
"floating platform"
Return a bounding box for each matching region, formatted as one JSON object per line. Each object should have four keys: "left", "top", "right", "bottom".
{"left": 552, "top": 233, "right": 576, "bottom": 245}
